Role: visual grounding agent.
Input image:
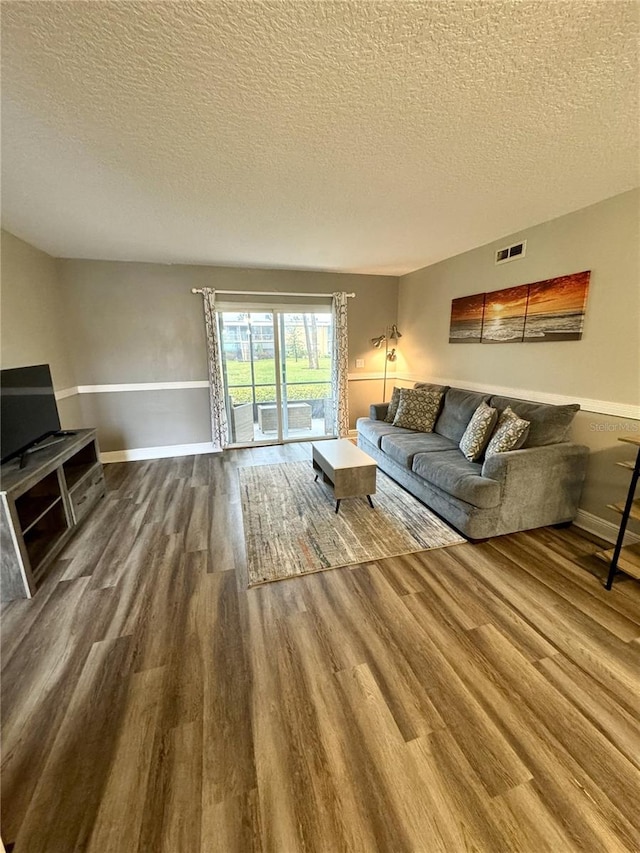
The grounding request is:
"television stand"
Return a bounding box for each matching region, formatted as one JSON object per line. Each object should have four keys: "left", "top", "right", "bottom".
{"left": 1, "top": 429, "right": 106, "bottom": 601}
{"left": 19, "top": 435, "right": 66, "bottom": 469}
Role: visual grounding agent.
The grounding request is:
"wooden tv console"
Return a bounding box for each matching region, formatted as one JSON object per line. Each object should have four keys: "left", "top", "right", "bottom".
{"left": 0, "top": 429, "right": 106, "bottom": 601}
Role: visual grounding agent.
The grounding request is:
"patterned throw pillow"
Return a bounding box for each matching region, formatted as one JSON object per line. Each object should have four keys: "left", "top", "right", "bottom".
{"left": 385, "top": 387, "right": 402, "bottom": 423}
{"left": 485, "top": 406, "right": 530, "bottom": 457}
{"left": 393, "top": 388, "right": 443, "bottom": 432}
{"left": 459, "top": 401, "right": 498, "bottom": 462}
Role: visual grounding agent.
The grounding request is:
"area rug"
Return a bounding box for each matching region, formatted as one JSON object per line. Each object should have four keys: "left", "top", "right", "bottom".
{"left": 239, "top": 461, "right": 466, "bottom": 586}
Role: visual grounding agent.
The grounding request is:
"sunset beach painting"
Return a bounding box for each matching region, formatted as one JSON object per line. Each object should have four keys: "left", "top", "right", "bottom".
{"left": 481, "top": 284, "right": 529, "bottom": 343}
{"left": 449, "top": 293, "right": 486, "bottom": 343}
{"left": 523, "top": 271, "right": 590, "bottom": 341}
{"left": 448, "top": 270, "right": 591, "bottom": 345}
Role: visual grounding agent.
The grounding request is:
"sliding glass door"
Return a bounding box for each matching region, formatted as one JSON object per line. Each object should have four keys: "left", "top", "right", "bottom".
{"left": 218, "top": 309, "right": 334, "bottom": 446}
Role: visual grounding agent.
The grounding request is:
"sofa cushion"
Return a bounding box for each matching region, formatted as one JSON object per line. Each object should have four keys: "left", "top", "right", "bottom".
{"left": 412, "top": 450, "right": 502, "bottom": 509}
{"left": 485, "top": 406, "right": 530, "bottom": 456}
{"left": 381, "top": 433, "right": 458, "bottom": 468}
{"left": 356, "top": 417, "right": 417, "bottom": 449}
{"left": 393, "top": 388, "right": 444, "bottom": 432}
{"left": 489, "top": 395, "right": 580, "bottom": 447}
{"left": 434, "top": 388, "right": 492, "bottom": 443}
{"left": 459, "top": 401, "right": 498, "bottom": 461}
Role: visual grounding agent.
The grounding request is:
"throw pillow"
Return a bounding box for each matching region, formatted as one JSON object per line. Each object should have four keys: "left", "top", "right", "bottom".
{"left": 392, "top": 388, "right": 443, "bottom": 432}
{"left": 384, "top": 386, "right": 402, "bottom": 423}
{"left": 485, "top": 406, "right": 530, "bottom": 457}
{"left": 459, "top": 401, "right": 498, "bottom": 462}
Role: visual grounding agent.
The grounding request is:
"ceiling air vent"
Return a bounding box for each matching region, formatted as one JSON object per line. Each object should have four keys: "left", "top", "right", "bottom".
{"left": 495, "top": 240, "right": 527, "bottom": 265}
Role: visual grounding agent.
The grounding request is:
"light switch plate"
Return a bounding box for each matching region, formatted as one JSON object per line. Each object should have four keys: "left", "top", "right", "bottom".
{"left": 355, "top": 359, "right": 365, "bottom": 368}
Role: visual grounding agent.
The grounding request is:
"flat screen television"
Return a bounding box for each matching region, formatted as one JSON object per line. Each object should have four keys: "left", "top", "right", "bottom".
{"left": 1, "top": 364, "right": 61, "bottom": 464}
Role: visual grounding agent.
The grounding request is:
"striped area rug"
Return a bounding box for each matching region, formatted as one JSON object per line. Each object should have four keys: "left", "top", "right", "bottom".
{"left": 239, "top": 461, "right": 465, "bottom": 586}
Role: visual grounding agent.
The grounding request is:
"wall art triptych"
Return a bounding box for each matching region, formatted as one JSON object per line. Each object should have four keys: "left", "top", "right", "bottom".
{"left": 449, "top": 270, "right": 591, "bottom": 344}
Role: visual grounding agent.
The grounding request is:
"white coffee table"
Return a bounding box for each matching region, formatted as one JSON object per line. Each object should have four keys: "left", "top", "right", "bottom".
{"left": 312, "top": 439, "right": 377, "bottom": 513}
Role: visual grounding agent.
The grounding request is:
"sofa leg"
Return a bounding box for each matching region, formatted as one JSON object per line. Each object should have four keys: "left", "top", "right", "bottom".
{"left": 553, "top": 521, "right": 573, "bottom": 529}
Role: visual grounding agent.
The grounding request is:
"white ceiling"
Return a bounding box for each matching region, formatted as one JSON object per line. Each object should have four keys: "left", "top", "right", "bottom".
{"left": 1, "top": 1, "right": 639, "bottom": 275}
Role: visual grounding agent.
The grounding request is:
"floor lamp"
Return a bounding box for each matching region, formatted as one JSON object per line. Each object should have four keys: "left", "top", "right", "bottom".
{"left": 370, "top": 324, "right": 402, "bottom": 400}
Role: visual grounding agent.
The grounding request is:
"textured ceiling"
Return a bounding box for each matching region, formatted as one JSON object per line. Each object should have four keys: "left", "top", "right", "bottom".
{"left": 1, "top": 1, "right": 639, "bottom": 274}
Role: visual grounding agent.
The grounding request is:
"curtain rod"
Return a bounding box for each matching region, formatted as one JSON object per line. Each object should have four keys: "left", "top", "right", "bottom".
{"left": 191, "top": 288, "right": 355, "bottom": 298}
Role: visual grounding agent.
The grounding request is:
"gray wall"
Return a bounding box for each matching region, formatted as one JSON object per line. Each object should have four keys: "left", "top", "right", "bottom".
{"left": 397, "top": 189, "right": 640, "bottom": 523}
{"left": 77, "top": 388, "right": 212, "bottom": 452}
{"left": 56, "top": 260, "right": 398, "bottom": 448}
{"left": 0, "top": 231, "right": 81, "bottom": 426}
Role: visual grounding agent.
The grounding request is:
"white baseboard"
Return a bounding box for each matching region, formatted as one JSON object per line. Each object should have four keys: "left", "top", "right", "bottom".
{"left": 101, "top": 441, "right": 219, "bottom": 463}
{"left": 573, "top": 509, "right": 639, "bottom": 545}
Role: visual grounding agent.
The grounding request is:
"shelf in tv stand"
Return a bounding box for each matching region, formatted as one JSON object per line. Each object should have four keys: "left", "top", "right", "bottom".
{"left": 19, "top": 494, "right": 64, "bottom": 536}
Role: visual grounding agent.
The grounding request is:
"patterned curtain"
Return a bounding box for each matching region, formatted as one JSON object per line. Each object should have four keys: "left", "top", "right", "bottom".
{"left": 199, "top": 288, "right": 228, "bottom": 450}
{"left": 331, "top": 292, "right": 350, "bottom": 438}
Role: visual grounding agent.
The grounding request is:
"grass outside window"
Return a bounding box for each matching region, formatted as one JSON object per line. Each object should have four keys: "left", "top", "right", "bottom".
{"left": 225, "top": 356, "right": 331, "bottom": 386}
{"left": 225, "top": 356, "right": 332, "bottom": 405}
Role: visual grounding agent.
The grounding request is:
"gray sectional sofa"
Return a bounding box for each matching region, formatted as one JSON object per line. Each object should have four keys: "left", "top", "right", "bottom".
{"left": 356, "top": 384, "right": 589, "bottom": 540}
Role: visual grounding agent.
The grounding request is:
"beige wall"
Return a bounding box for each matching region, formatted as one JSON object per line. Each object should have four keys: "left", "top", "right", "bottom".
{"left": 397, "top": 189, "right": 640, "bottom": 522}
{"left": 0, "top": 231, "right": 81, "bottom": 427}
{"left": 1, "top": 231, "right": 74, "bottom": 387}
{"left": 54, "top": 260, "right": 398, "bottom": 445}
{"left": 1, "top": 235, "right": 397, "bottom": 450}
{"left": 77, "top": 388, "right": 212, "bottom": 453}
{"left": 571, "top": 412, "right": 640, "bottom": 526}
{"left": 58, "top": 261, "right": 397, "bottom": 385}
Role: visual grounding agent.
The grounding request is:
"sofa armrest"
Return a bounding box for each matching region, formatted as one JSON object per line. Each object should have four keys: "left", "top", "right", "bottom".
{"left": 370, "top": 402, "right": 390, "bottom": 421}
{"left": 481, "top": 442, "right": 589, "bottom": 521}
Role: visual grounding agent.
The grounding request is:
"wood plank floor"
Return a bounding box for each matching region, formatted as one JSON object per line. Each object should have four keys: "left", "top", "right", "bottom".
{"left": 2, "top": 444, "right": 640, "bottom": 852}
